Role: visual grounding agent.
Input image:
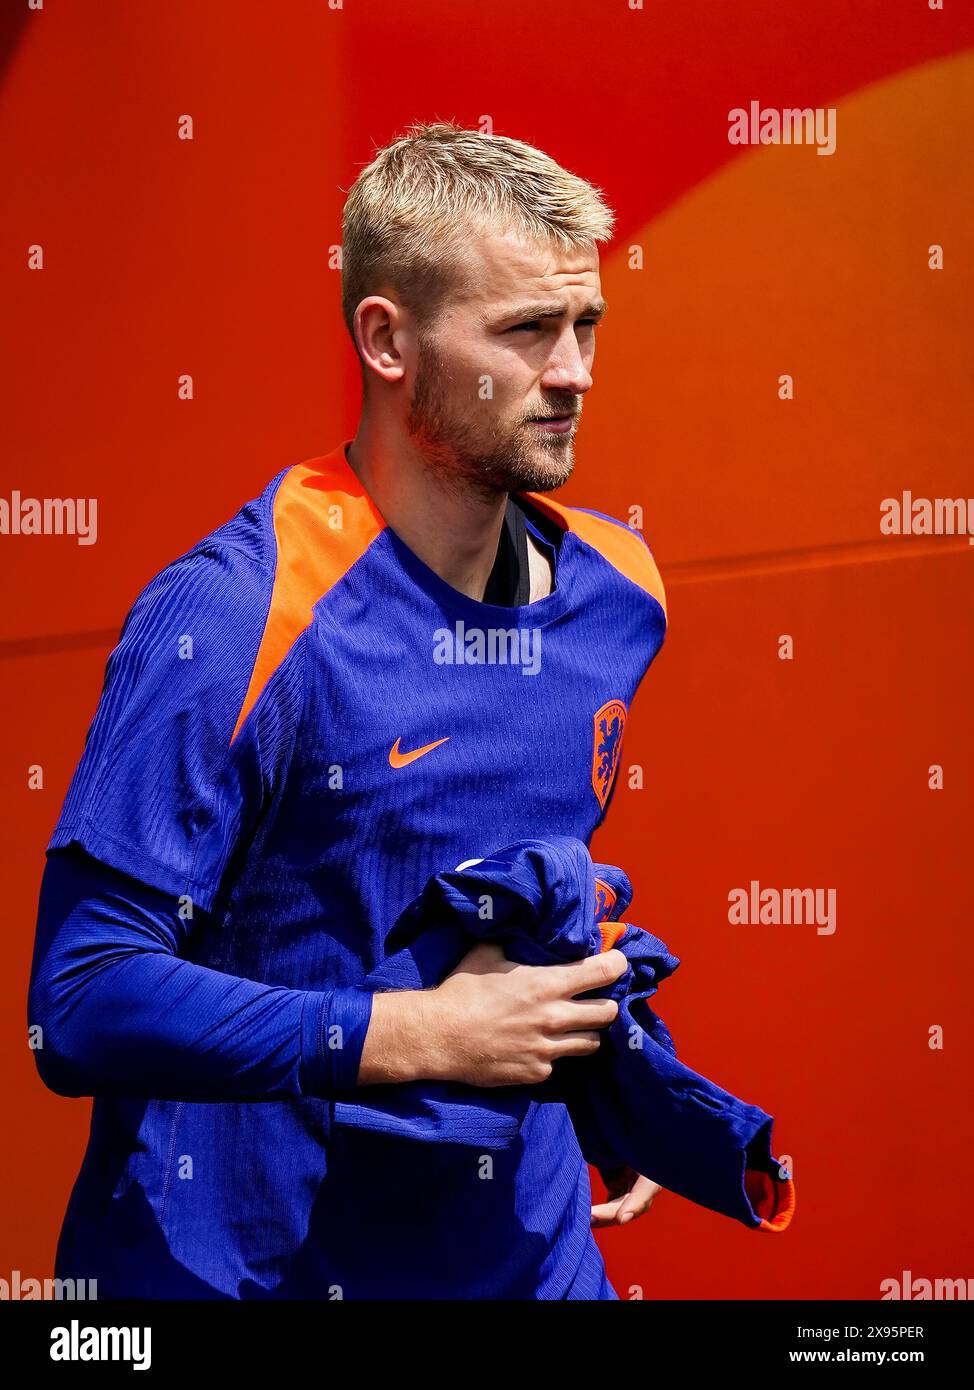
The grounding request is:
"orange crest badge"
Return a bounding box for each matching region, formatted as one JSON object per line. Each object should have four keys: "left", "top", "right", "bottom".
{"left": 594, "top": 877, "right": 617, "bottom": 922}
{"left": 591, "top": 698, "right": 628, "bottom": 810}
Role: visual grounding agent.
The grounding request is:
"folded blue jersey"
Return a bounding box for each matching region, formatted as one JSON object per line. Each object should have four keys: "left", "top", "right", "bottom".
{"left": 332, "top": 837, "right": 796, "bottom": 1233}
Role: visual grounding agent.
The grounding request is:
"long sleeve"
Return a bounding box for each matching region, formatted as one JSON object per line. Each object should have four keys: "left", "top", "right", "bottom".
{"left": 28, "top": 845, "right": 373, "bottom": 1102}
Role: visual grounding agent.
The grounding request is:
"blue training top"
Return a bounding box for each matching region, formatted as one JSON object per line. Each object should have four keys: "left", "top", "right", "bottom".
{"left": 30, "top": 439, "right": 668, "bottom": 1299}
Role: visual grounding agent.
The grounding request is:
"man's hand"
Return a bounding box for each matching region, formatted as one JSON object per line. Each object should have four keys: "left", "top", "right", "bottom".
{"left": 591, "top": 1165, "right": 661, "bottom": 1228}
{"left": 423, "top": 941, "right": 628, "bottom": 1086}
{"left": 358, "top": 940, "right": 628, "bottom": 1086}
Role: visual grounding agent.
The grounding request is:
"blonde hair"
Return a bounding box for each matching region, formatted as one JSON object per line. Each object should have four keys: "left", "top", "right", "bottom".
{"left": 340, "top": 120, "right": 615, "bottom": 357}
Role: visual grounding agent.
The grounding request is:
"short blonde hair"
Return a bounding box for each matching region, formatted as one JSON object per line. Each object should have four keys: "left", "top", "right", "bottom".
{"left": 340, "top": 120, "right": 615, "bottom": 356}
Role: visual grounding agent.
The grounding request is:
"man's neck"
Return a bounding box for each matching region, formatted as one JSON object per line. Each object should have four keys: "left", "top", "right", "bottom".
{"left": 345, "top": 428, "right": 552, "bottom": 604}
{"left": 525, "top": 527, "right": 554, "bottom": 602}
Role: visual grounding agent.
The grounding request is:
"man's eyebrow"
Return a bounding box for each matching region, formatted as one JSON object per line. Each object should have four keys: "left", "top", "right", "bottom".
{"left": 484, "top": 298, "right": 609, "bottom": 326}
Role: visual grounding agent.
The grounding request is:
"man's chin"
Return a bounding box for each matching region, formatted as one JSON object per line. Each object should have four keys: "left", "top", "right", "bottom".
{"left": 425, "top": 427, "right": 576, "bottom": 494}
{"left": 507, "top": 441, "right": 575, "bottom": 493}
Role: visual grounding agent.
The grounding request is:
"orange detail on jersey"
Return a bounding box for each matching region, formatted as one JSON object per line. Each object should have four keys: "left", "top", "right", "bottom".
{"left": 592, "top": 698, "right": 628, "bottom": 809}
{"left": 388, "top": 736, "right": 450, "bottom": 768}
{"left": 230, "top": 442, "right": 384, "bottom": 745}
{"left": 597, "top": 921, "right": 628, "bottom": 953}
{"left": 594, "top": 877, "right": 618, "bottom": 922}
{"left": 744, "top": 1168, "right": 797, "bottom": 1233}
{"left": 518, "top": 492, "right": 667, "bottom": 617}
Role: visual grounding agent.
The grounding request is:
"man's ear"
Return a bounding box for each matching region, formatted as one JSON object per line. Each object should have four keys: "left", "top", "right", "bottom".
{"left": 354, "top": 295, "right": 408, "bottom": 384}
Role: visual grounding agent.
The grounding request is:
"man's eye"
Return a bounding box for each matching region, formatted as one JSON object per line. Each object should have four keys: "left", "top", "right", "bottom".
{"left": 507, "top": 318, "right": 600, "bottom": 332}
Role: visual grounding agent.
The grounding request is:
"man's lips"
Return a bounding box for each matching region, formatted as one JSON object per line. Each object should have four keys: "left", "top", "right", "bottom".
{"left": 529, "top": 414, "right": 575, "bottom": 433}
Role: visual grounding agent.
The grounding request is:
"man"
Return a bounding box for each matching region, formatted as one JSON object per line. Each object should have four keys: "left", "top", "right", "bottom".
{"left": 29, "top": 120, "right": 669, "bottom": 1299}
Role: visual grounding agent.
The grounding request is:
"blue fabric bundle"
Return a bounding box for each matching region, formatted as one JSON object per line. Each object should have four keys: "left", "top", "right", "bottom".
{"left": 332, "top": 837, "right": 795, "bottom": 1232}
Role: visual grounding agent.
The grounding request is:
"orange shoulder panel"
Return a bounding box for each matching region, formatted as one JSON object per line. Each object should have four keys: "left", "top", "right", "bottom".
{"left": 521, "top": 493, "right": 667, "bottom": 618}
{"left": 230, "top": 442, "right": 384, "bottom": 745}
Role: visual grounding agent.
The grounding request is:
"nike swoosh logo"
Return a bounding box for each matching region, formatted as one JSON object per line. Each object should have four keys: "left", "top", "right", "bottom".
{"left": 388, "top": 736, "right": 450, "bottom": 769}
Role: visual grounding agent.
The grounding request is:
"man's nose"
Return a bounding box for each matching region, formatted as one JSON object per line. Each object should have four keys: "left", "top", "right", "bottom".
{"left": 541, "top": 337, "right": 593, "bottom": 396}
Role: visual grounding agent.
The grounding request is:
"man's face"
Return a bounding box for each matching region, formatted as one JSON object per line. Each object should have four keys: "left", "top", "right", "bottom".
{"left": 404, "top": 227, "right": 605, "bottom": 495}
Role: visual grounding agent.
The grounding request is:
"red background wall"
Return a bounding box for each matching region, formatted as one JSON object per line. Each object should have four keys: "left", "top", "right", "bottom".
{"left": 2, "top": 0, "right": 971, "bottom": 1299}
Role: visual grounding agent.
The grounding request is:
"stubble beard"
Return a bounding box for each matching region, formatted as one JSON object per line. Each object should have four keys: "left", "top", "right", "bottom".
{"left": 405, "top": 334, "right": 577, "bottom": 499}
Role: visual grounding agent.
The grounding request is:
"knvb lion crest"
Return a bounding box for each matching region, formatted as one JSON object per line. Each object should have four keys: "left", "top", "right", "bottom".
{"left": 593, "top": 877, "right": 617, "bottom": 922}
{"left": 591, "top": 699, "right": 627, "bottom": 810}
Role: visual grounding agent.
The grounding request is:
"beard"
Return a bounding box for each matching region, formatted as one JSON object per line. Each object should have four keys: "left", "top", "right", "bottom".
{"left": 405, "top": 332, "right": 579, "bottom": 497}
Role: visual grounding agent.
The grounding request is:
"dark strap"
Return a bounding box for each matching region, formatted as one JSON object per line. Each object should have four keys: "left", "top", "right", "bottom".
{"left": 483, "top": 496, "right": 557, "bottom": 606}
{"left": 483, "top": 500, "right": 524, "bottom": 606}
{"left": 512, "top": 500, "right": 531, "bottom": 605}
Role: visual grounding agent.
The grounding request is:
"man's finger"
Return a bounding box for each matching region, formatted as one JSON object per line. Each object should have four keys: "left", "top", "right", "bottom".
{"left": 616, "top": 1176, "right": 661, "bottom": 1221}
{"left": 542, "top": 948, "right": 629, "bottom": 997}
{"left": 590, "top": 1197, "right": 628, "bottom": 1227}
{"left": 592, "top": 1177, "right": 661, "bottom": 1227}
